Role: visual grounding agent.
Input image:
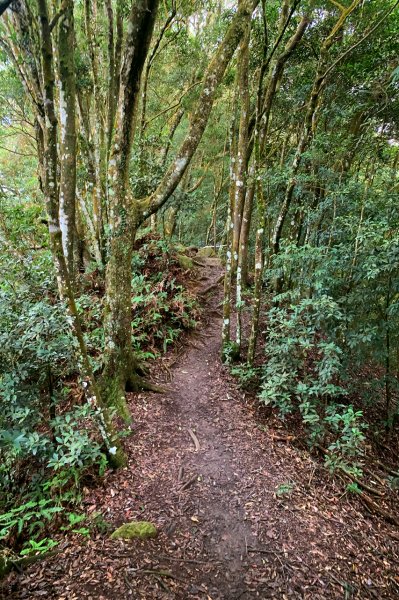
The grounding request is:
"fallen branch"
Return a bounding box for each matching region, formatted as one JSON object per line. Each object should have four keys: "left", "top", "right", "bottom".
{"left": 188, "top": 428, "right": 200, "bottom": 452}
{"left": 359, "top": 492, "right": 399, "bottom": 527}
{"left": 158, "top": 554, "right": 209, "bottom": 565}
{"left": 375, "top": 460, "right": 399, "bottom": 478}
{"left": 247, "top": 547, "right": 284, "bottom": 555}
{"left": 270, "top": 434, "right": 296, "bottom": 442}
{"left": 192, "top": 258, "right": 207, "bottom": 267}
{"left": 180, "top": 474, "right": 198, "bottom": 490}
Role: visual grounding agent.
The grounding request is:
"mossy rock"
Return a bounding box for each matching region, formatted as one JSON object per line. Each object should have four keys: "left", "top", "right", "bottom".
{"left": 173, "top": 243, "right": 188, "bottom": 254}
{"left": 197, "top": 246, "right": 216, "bottom": 258}
{"left": 176, "top": 254, "right": 193, "bottom": 269}
{"left": 110, "top": 521, "right": 157, "bottom": 540}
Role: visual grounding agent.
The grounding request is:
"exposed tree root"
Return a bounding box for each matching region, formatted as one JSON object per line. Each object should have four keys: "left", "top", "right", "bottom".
{"left": 359, "top": 493, "right": 399, "bottom": 527}
{"left": 138, "top": 379, "right": 169, "bottom": 394}
{"left": 199, "top": 274, "right": 224, "bottom": 296}
{"left": 1, "top": 550, "right": 60, "bottom": 579}
{"left": 315, "top": 445, "right": 385, "bottom": 497}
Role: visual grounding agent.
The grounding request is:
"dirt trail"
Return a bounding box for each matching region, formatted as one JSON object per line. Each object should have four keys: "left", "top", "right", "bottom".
{"left": 3, "top": 259, "right": 399, "bottom": 599}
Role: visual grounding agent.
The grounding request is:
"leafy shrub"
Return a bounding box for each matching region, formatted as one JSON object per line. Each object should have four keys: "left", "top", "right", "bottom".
{"left": 260, "top": 295, "right": 366, "bottom": 467}
{"left": 130, "top": 236, "right": 200, "bottom": 354}
{"left": 0, "top": 251, "right": 107, "bottom": 554}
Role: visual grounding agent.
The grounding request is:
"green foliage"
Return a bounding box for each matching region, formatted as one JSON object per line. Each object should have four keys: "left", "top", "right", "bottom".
{"left": 260, "top": 295, "right": 366, "bottom": 467}
{"left": 0, "top": 499, "right": 62, "bottom": 540}
{"left": 221, "top": 341, "right": 240, "bottom": 364}
{"left": 130, "top": 236, "right": 200, "bottom": 354}
{"left": 0, "top": 207, "right": 108, "bottom": 553}
{"left": 19, "top": 538, "right": 58, "bottom": 556}
{"left": 346, "top": 482, "right": 362, "bottom": 495}
{"left": 275, "top": 481, "right": 295, "bottom": 498}
{"left": 230, "top": 364, "right": 259, "bottom": 388}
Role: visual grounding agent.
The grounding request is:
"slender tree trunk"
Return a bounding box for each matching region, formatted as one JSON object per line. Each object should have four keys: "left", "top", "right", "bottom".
{"left": 238, "top": 176, "right": 255, "bottom": 287}
{"left": 36, "top": 0, "right": 125, "bottom": 467}
{"left": 247, "top": 13, "right": 310, "bottom": 363}
{"left": 58, "top": 0, "right": 77, "bottom": 279}
{"left": 271, "top": 1, "right": 361, "bottom": 268}
{"left": 234, "top": 20, "right": 251, "bottom": 353}
{"left": 222, "top": 89, "right": 240, "bottom": 357}
{"left": 103, "top": 0, "right": 159, "bottom": 412}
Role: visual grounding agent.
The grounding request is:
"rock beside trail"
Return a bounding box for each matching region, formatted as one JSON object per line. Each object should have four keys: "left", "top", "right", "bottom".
{"left": 110, "top": 521, "right": 157, "bottom": 540}
{"left": 176, "top": 254, "right": 194, "bottom": 269}
{"left": 197, "top": 246, "right": 216, "bottom": 258}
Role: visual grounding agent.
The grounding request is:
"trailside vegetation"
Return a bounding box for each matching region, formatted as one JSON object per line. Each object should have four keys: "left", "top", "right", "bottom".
{"left": 0, "top": 0, "right": 398, "bottom": 569}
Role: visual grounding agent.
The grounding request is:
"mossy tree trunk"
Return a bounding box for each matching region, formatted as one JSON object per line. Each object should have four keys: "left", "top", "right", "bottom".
{"left": 103, "top": 0, "right": 159, "bottom": 415}
{"left": 103, "top": 0, "right": 258, "bottom": 393}
{"left": 58, "top": 0, "right": 77, "bottom": 279}
{"left": 246, "top": 11, "right": 310, "bottom": 364}
{"left": 36, "top": 0, "right": 126, "bottom": 467}
{"left": 234, "top": 20, "right": 251, "bottom": 355}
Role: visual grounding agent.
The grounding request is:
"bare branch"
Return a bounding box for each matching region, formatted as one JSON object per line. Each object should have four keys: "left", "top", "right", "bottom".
{"left": 328, "top": 0, "right": 346, "bottom": 11}
{"left": 139, "top": 0, "right": 259, "bottom": 223}
{"left": 49, "top": 1, "right": 68, "bottom": 31}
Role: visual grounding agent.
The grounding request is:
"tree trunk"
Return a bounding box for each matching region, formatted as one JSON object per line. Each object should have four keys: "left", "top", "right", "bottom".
{"left": 58, "top": 0, "right": 77, "bottom": 279}
{"left": 271, "top": 1, "right": 361, "bottom": 266}
{"left": 234, "top": 20, "right": 251, "bottom": 353}
{"left": 36, "top": 0, "right": 125, "bottom": 467}
{"left": 103, "top": 0, "right": 258, "bottom": 383}
{"left": 238, "top": 178, "right": 255, "bottom": 288}
{"left": 103, "top": 0, "right": 159, "bottom": 414}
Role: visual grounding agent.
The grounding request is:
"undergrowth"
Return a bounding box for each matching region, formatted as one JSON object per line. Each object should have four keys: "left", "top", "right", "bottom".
{"left": 0, "top": 222, "right": 199, "bottom": 560}
{"left": 231, "top": 293, "right": 367, "bottom": 474}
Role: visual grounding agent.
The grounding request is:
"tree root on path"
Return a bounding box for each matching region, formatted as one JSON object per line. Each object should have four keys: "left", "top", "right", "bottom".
{"left": 199, "top": 274, "right": 224, "bottom": 296}
{"left": 138, "top": 379, "right": 170, "bottom": 394}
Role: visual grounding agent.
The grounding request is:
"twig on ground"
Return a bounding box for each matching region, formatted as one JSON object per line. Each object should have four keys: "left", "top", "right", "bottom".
{"left": 181, "top": 474, "right": 198, "bottom": 490}
{"left": 247, "top": 547, "right": 284, "bottom": 555}
{"left": 153, "top": 574, "right": 172, "bottom": 593}
{"left": 271, "top": 434, "right": 295, "bottom": 442}
{"left": 158, "top": 555, "right": 210, "bottom": 565}
{"left": 192, "top": 258, "right": 207, "bottom": 267}
{"left": 188, "top": 428, "right": 200, "bottom": 451}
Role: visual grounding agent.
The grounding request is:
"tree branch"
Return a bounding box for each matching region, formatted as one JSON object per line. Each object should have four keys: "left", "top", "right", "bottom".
{"left": 138, "top": 0, "right": 259, "bottom": 223}
{"left": 323, "top": 0, "right": 399, "bottom": 81}
{"left": 49, "top": 0, "right": 68, "bottom": 31}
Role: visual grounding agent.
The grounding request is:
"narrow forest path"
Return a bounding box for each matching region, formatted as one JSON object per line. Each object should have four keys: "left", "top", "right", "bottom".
{"left": 3, "top": 260, "right": 399, "bottom": 600}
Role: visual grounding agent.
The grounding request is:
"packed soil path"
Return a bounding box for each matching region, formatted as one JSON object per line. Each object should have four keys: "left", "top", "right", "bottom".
{"left": 3, "top": 259, "right": 399, "bottom": 599}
